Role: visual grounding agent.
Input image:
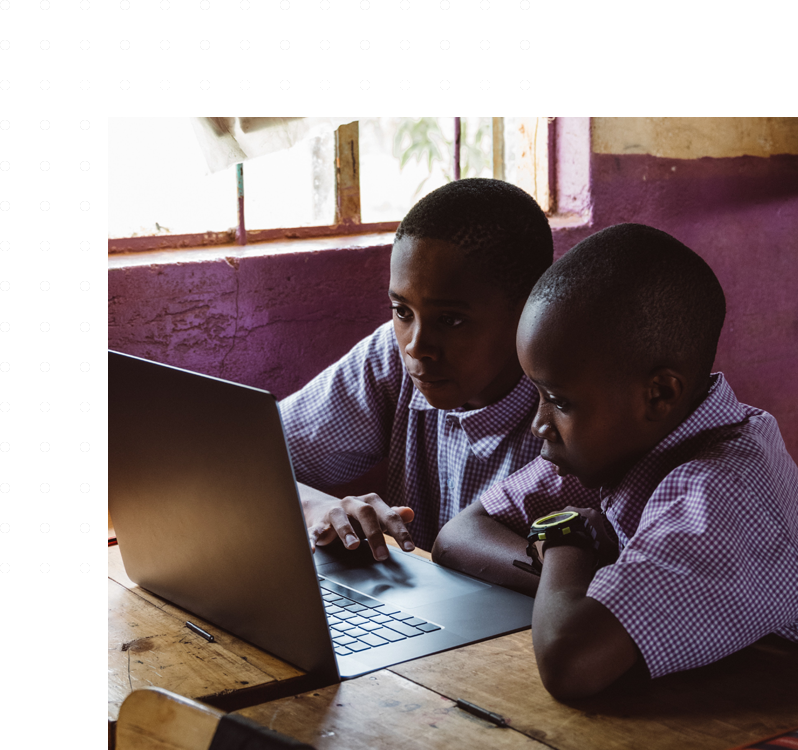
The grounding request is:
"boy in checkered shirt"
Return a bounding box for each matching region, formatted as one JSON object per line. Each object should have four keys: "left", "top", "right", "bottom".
{"left": 281, "top": 178, "right": 599, "bottom": 557}
{"left": 433, "top": 223, "right": 798, "bottom": 698}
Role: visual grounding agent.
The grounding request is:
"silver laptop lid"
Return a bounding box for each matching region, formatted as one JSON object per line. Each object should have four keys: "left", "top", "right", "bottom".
{"left": 108, "top": 350, "right": 338, "bottom": 684}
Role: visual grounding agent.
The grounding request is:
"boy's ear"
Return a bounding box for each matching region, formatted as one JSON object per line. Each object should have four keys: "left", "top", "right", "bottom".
{"left": 644, "top": 368, "right": 687, "bottom": 422}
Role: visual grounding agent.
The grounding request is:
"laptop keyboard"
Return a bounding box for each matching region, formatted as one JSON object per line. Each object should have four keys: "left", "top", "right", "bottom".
{"left": 319, "top": 580, "right": 442, "bottom": 657}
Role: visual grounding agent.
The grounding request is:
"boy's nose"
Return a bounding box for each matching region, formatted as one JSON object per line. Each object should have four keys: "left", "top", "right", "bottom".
{"left": 405, "top": 323, "right": 438, "bottom": 361}
{"left": 531, "top": 408, "right": 557, "bottom": 441}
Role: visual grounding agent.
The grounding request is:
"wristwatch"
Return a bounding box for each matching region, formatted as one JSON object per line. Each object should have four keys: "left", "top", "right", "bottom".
{"left": 524, "top": 510, "right": 600, "bottom": 575}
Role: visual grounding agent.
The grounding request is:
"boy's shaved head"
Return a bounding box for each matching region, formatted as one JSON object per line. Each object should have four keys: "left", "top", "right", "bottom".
{"left": 395, "top": 178, "right": 553, "bottom": 303}
{"left": 528, "top": 223, "right": 726, "bottom": 391}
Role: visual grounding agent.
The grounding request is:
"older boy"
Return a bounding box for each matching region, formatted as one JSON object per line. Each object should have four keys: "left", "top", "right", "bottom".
{"left": 281, "top": 178, "right": 596, "bottom": 558}
{"left": 433, "top": 223, "right": 798, "bottom": 698}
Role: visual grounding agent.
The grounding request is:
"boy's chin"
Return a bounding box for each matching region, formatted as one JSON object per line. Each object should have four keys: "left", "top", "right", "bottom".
{"left": 415, "top": 385, "right": 465, "bottom": 411}
{"left": 549, "top": 459, "right": 598, "bottom": 488}
{"left": 573, "top": 474, "right": 601, "bottom": 489}
{"left": 576, "top": 465, "right": 628, "bottom": 490}
{"left": 422, "top": 395, "right": 466, "bottom": 411}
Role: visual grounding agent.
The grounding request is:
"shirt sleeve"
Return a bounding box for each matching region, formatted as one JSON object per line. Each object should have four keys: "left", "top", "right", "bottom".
{"left": 587, "top": 461, "right": 798, "bottom": 679}
{"left": 480, "top": 456, "right": 603, "bottom": 535}
{"left": 279, "top": 322, "right": 403, "bottom": 489}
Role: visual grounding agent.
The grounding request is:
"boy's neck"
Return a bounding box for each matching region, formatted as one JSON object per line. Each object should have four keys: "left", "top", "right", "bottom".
{"left": 603, "top": 374, "right": 716, "bottom": 491}
{"left": 459, "top": 363, "right": 525, "bottom": 411}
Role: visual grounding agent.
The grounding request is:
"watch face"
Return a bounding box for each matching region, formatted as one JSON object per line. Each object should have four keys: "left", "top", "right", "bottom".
{"left": 526, "top": 511, "right": 601, "bottom": 570}
{"left": 532, "top": 510, "right": 580, "bottom": 530}
{"left": 527, "top": 510, "right": 595, "bottom": 546}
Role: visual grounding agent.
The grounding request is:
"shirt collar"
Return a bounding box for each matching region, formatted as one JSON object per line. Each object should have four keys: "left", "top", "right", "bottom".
{"left": 409, "top": 375, "right": 539, "bottom": 460}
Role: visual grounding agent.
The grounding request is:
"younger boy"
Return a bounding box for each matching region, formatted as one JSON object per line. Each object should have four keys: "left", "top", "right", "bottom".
{"left": 281, "top": 178, "right": 597, "bottom": 558}
{"left": 433, "top": 223, "right": 798, "bottom": 698}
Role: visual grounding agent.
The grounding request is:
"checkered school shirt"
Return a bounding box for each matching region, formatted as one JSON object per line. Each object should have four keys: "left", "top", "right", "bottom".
{"left": 483, "top": 373, "right": 798, "bottom": 678}
{"left": 279, "top": 321, "right": 546, "bottom": 551}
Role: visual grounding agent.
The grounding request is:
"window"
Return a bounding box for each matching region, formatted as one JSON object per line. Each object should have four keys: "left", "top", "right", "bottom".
{"left": 358, "top": 117, "right": 493, "bottom": 222}
{"left": 108, "top": 117, "right": 557, "bottom": 254}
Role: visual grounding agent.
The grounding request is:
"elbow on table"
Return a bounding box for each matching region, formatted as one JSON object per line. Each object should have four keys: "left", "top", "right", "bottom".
{"left": 431, "top": 521, "right": 470, "bottom": 570}
{"left": 430, "top": 529, "right": 451, "bottom": 566}
{"left": 535, "top": 637, "right": 619, "bottom": 701}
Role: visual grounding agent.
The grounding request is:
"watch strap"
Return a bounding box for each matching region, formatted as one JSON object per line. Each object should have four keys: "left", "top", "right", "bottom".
{"left": 525, "top": 512, "right": 601, "bottom": 573}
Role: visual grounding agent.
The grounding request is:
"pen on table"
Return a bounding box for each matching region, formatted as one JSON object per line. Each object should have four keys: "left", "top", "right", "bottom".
{"left": 455, "top": 698, "right": 507, "bottom": 727}
{"left": 186, "top": 621, "right": 215, "bottom": 642}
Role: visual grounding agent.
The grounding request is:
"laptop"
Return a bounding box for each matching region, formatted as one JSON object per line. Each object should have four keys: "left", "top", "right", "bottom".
{"left": 108, "top": 351, "right": 533, "bottom": 685}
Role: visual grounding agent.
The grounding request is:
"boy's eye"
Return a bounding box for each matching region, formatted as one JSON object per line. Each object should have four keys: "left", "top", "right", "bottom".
{"left": 439, "top": 314, "right": 464, "bottom": 328}
{"left": 544, "top": 394, "right": 568, "bottom": 411}
{"left": 391, "top": 305, "right": 412, "bottom": 321}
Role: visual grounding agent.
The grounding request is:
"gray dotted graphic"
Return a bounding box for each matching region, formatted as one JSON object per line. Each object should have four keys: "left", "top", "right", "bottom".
{"left": 0, "top": 162, "right": 108, "bottom": 224}
{"left": 0, "top": 2, "right": 50, "bottom": 50}
{"left": 0, "top": 0, "right": 544, "bottom": 97}
{"left": 0, "top": 110, "right": 108, "bottom": 585}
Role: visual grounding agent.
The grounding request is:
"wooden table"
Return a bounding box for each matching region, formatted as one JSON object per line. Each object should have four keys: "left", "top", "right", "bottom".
{"left": 108, "top": 546, "right": 307, "bottom": 728}
{"left": 237, "top": 627, "right": 798, "bottom": 750}
{"left": 110, "top": 541, "right": 798, "bottom": 750}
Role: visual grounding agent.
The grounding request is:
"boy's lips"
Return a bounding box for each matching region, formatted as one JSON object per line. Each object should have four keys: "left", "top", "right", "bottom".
{"left": 410, "top": 374, "right": 453, "bottom": 395}
{"left": 414, "top": 379, "right": 450, "bottom": 392}
{"left": 409, "top": 372, "right": 449, "bottom": 385}
{"left": 540, "top": 449, "right": 567, "bottom": 476}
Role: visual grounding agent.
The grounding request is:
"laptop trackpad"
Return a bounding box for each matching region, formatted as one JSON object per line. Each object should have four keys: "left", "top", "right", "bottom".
{"left": 314, "top": 543, "right": 490, "bottom": 608}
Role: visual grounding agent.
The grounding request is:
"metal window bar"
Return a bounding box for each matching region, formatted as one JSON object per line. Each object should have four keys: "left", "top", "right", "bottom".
{"left": 236, "top": 163, "right": 246, "bottom": 246}
{"left": 454, "top": 117, "right": 461, "bottom": 180}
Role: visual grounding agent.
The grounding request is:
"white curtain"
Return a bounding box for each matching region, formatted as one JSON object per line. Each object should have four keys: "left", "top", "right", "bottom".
{"left": 191, "top": 117, "right": 357, "bottom": 174}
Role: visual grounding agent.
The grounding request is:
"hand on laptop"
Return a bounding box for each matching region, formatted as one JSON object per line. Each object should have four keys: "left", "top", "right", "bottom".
{"left": 299, "top": 483, "right": 416, "bottom": 561}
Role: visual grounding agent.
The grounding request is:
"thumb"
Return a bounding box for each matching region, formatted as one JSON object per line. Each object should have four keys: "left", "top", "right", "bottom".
{"left": 308, "top": 523, "right": 337, "bottom": 549}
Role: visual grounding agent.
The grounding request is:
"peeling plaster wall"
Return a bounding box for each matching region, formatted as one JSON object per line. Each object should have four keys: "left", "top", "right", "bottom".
{"left": 108, "top": 243, "right": 392, "bottom": 399}
{"left": 108, "top": 120, "right": 798, "bottom": 459}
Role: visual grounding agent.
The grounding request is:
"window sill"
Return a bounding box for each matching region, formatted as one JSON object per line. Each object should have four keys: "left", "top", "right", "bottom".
{"left": 107, "top": 212, "right": 590, "bottom": 270}
{"left": 107, "top": 230, "right": 398, "bottom": 269}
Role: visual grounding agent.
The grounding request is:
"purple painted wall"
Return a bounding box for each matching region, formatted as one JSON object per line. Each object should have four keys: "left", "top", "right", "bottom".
{"left": 109, "top": 243, "right": 392, "bottom": 399}
{"left": 108, "top": 153, "right": 798, "bottom": 459}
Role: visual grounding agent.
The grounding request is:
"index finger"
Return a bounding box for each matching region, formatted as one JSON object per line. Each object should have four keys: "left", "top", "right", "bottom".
{"left": 355, "top": 495, "right": 415, "bottom": 553}
{"left": 327, "top": 506, "right": 363, "bottom": 551}
{"left": 341, "top": 495, "right": 415, "bottom": 560}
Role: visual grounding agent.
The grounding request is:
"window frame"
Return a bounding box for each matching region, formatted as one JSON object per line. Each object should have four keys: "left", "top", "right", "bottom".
{"left": 107, "top": 117, "right": 558, "bottom": 256}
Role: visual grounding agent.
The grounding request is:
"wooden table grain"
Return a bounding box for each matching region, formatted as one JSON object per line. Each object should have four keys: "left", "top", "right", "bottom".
{"left": 239, "top": 629, "right": 798, "bottom": 750}
{"left": 394, "top": 630, "right": 798, "bottom": 750}
{"left": 239, "top": 669, "right": 549, "bottom": 750}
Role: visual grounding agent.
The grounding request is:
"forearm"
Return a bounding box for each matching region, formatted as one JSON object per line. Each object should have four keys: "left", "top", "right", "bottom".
{"left": 432, "top": 502, "right": 538, "bottom": 596}
{"left": 532, "top": 546, "right": 595, "bottom": 665}
{"left": 532, "top": 546, "right": 637, "bottom": 699}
